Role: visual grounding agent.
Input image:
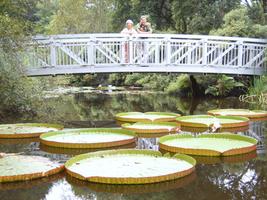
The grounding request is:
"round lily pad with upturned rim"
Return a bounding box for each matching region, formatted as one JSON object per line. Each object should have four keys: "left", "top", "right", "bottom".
{"left": 0, "top": 154, "right": 64, "bottom": 183}
{"left": 121, "top": 122, "right": 179, "bottom": 137}
{"left": 115, "top": 112, "right": 181, "bottom": 123}
{"left": 159, "top": 133, "right": 257, "bottom": 156}
{"left": 160, "top": 148, "right": 257, "bottom": 164}
{"left": 207, "top": 109, "right": 267, "bottom": 121}
{"left": 176, "top": 115, "right": 249, "bottom": 129}
{"left": 40, "top": 142, "right": 136, "bottom": 155}
{"left": 66, "top": 171, "right": 196, "bottom": 194}
{"left": 65, "top": 149, "right": 196, "bottom": 184}
{"left": 0, "top": 123, "right": 64, "bottom": 139}
{"left": 0, "top": 172, "right": 64, "bottom": 190}
{"left": 40, "top": 128, "right": 136, "bottom": 149}
{"left": 180, "top": 124, "right": 249, "bottom": 133}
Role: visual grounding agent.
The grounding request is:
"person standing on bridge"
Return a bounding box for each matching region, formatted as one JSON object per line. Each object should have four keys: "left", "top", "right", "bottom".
{"left": 136, "top": 15, "right": 152, "bottom": 65}
{"left": 136, "top": 15, "right": 153, "bottom": 34}
{"left": 121, "top": 19, "right": 137, "bottom": 63}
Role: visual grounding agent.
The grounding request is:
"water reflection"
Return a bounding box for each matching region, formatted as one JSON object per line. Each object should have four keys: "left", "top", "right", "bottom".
{"left": 66, "top": 172, "right": 196, "bottom": 194}
{"left": 40, "top": 143, "right": 137, "bottom": 155}
{"left": 14, "top": 92, "right": 251, "bottom": 126}
{"left": 0, "top": 174, "right": 65, "bottom": 200}
{"left": 0, "top": 91, "right": 266, "bottom": 200}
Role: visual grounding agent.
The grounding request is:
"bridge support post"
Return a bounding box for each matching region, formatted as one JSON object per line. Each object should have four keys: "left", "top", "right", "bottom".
{"left": 166, "top": 37, "right": 171, "bottom": 65}
{"left": 202, "top": 38, "right": 207, "bottom": 65}
{"left": 87, "top": 37, "right": 95, "bottom": 66}
{"left": 50, "top": 38, "right": 56, "bottom": 67}
{"left": 238, "top": 40, "right": 243, "bottom": 67}
{"left": 155, "top": 42, "right": 160, "bottom": 64}
{"left": 129, "top": 36, "right": 133, "bottom": 64}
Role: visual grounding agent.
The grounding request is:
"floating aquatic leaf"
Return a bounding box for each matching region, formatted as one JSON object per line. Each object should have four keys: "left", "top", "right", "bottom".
{"left": 40, "top": 128, "right": 136, "bottom": 149}
{"left": 207, "top": 109, "right": 267, "bottom": 121}
{"left": 0, "top": 123, "right": 63, "bottom": 138}
{"left": 121, "top": 122, "right": 179, "bottom": 137}
{"left": 0, "top": 155, "right": 64, "bottom": 182}
{"left": 115, "top": 112, "right": 180, "bottom": 123}
{"left": 159, "top": 133, "right": 257, "bottom": 156}
{"left": 65, "top": 149, "right": 196, "bottom": 184}
{"left": 176, "top": 115, "right": 249, "bottom": 130}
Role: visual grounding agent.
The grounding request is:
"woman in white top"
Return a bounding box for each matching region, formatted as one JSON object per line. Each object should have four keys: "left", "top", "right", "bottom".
{"left": 121, "top": 19, "right": 137, "bottom": 35}
{"left": 121, "top": 20, "right": 137, "bottom": 63}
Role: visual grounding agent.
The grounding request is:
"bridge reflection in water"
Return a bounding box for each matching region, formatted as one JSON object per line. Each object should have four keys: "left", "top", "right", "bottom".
{"left": 25, "top": 34, "right": 267, "bottom": 76}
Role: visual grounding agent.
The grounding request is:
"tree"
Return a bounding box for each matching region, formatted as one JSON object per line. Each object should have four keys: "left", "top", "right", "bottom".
{"left": 34, "top": 0, "right": 59, "bottom": 34}
{"left": 205, "top": 75, "right": 244, "bottom": 97}
{"left": 0, "top": 0, "right": 41, "bottom": 117}
{"left": 171, "top": 0, "right": 240, "bottom": 34}
{"left": 243, "top": 0, "right": 267, "bottom": 24}
{"left": 112, "top": 0, "right": 174, "bottom": 32}
{"left": 210, "top": 7, "right": 267, "bottom": 38}
{"left": 47, "top": 0, "right": 114, "bottom": 34}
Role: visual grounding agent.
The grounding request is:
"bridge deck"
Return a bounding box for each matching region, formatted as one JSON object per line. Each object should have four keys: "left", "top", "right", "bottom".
{"left": 25, "top": 34, "right": 267, "bottom": 76}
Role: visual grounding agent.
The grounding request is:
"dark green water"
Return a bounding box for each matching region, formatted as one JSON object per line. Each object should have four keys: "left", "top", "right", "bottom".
{"left": 0, "top": 90, "right": 266, "bottom": 200}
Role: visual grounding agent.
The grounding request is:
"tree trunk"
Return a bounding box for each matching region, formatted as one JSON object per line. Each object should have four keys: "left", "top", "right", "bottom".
{"left": 189, "top": 75, "right": 200, "bottom": 97}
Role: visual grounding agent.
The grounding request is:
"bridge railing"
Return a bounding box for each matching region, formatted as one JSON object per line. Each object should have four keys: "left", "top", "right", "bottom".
{"left": 25, "top": 34, "right": 267, "bottom": 75}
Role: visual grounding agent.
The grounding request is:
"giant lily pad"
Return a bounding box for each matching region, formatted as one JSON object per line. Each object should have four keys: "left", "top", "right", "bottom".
{"left": 40, "top": 142, "right": 136, "bottom": 155}
{"left": 207, "top": 109, "right": 267, "bottom": 121}
{"left": 180, "top": 124, "right": 249, "bottom": 133}
{"left": 121, "top": 122, "right": 179, "bottom": 137}
{"left": 67, "top": 171, "right": 196, "bottom": 194}
{"left": 160, "top": 149, "right": 257, "bottom": 164}
{"left": 65, "top": 149, "right": 196, "bottom": 184}
{"left": 176, "top": 115, "right": 249, "bottom": 130}
{"left": 0, "top": 154, "right": 64, "bottom": 183}
{"left": 115, "top": 112, "right": 181, "bottom": 123}
{"left": 40, "top": 128, "right": 136, "bottom": 149}
{"left": 159, "top": 133, "right": 257, "bottom": 156}
{"left": 0, "top": 123, "right": 63, "bottom": 139}
{"left": 0, "top": 172, "right": 64, "bottom": 190}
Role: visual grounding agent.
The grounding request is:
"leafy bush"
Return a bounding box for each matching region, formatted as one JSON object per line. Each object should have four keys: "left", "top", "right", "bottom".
{"left": 248, "top": 76, "right": 267, "bottom": 96}
{"left": 124, "top": 73, "right": 145, "bottom": 86}
{"left": 165, "top": 74, "right": 191, "bottom": 96}
{"left": 108, "top": 73, "right": 127, "bottom": 86}
{"left": 210, "top": 7, "right": 267, "bottom": 38}
{"left": 0, "top": 52, "right": 40, "bottom": 118}
{"left": 205, "top": 75, "right": 244, "bottom": 97}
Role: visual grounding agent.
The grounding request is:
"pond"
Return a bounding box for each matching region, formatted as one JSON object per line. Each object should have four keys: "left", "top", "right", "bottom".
{"left": 0, "top": 89, "right": 266, "bottom": 200}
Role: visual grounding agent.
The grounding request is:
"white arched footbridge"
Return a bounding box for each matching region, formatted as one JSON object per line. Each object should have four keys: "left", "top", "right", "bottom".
{"left": 25, "top": 34, "right": 267, "bottom": 76}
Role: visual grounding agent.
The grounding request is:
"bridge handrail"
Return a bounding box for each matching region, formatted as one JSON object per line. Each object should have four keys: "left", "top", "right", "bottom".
{"left": 33, "top": 33, "right": 267, "bottom": 44}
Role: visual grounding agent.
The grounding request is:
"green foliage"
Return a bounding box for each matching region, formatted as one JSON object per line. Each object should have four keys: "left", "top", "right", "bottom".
{"left": 171, "top": 0, "right": 240, "bottom": 34}
{"left": 0, "top": 52, "right": 41, "bottom": 117}
{"left": 210, "top": 7, "right": 267, "bottom": 38}
{"left": 165, "top": 74, "right": 191, "bottom": 96}
{"left": 124, "top": 73, "right": 144, "bottom": 86}
{"left": 244, "top": 0, "right": 267, "bottom": 24}
{"left": 0, "top": 0, "right": 38, "bottom": 51}
{"left": 108, "top": 73, "right": 127, "bottom": 86}
{"left": 112, "top": 0, "right": 174, "bottom": 32}
{"left": 205, "top": 75, "right": 244, "bottom": 97}
{"left": 134, "top": 74, "right": 173, "bottom": 90}
{"left": 239, "top": 76, "right": 267, "bottom": 105}
{"left": 69, "top": 74, "right": 110, "bottom": 86}
{"left": 34, "top": 0, "right": 59, "bottom": 34}
{"left": 0, "top": 0, "right": 42, "bottom": 118}
{"left": 110, "top": 73, "right": 176, "bottom": 91}
{"left": 47, "top": 0, "right": 114, "bottom": 34}
{"left": 248, "top": 76, "right": 267, "bottom": 96}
